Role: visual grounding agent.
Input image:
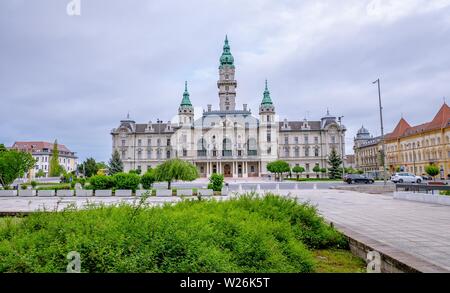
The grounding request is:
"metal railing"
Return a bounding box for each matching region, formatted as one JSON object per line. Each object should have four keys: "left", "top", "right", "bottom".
{"left": 395, "top": 183, "right": 450, "bottom": 193}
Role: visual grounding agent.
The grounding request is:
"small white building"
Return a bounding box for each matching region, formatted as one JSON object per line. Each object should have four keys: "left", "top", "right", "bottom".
{"left": 11, "top": 141, "right": 78, "bottom": 178}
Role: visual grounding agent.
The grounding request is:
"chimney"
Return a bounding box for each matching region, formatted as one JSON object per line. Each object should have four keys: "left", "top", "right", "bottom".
{"left": 243, "top": 104, "right": 247, "bottom": 111}
{"left": 207, "top": 104, "right": 212, "bottom": 112}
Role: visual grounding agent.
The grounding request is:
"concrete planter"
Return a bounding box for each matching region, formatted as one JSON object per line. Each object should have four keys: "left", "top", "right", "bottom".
{"left": 0, "top": 190, "right": 17, "bottom": 197}
{"left": 18, "top": 190, "right": 36, "bottom": 197}
{"left": 37, "top": 190, "right": 56, "bottom": 197}
{"left": 115, "top": 190, "right": 132, "bottom": 197}
{"left": 57, "top": 190, "right": 74, "bottom": 197}
{"left": 177, "top": 189, "right": 193, "bottom": 196}
{"left": 394, "top": 191, "right": 450, "bottom": 206}
{"left": 156, "top": 189, "right": 172, "bottom": 197}
{"left": 75, "top": 190, "right": 93, "bottom": 197}
{"left": 136, "top": 190, "right": 152, "bottom": 197}
{"left": 95, "top": 190, "right": 112, "bottom": 197}
{"left": 198, "top": 189, "right": 214, "bottom": 196}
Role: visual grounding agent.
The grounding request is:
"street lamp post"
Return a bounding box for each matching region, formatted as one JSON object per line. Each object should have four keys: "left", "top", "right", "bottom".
{"left": 338, "top": 116, "right": 345, "bottom": 177}
{"left": 373, "top": 78, "right": 387, "bottom": 185}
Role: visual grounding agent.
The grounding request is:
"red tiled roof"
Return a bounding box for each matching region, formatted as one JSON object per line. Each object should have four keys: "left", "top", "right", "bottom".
{"left": 386, "top": 103, "right": 450, "bottom": 140}
{"left": 11, "top": 141, "right": 72, "bottom": 153}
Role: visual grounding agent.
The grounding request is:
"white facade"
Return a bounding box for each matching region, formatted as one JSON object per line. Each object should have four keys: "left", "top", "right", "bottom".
{"left": 111, "top": 37, "right": 346, "bottom": 178}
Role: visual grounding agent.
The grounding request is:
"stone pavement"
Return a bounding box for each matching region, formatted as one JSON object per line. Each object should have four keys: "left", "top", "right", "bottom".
{"left": 0, "top": 189, "right": 449, "bottom": 272}
{"left": 283, "top": 189, "right": 450, "bottom": 272}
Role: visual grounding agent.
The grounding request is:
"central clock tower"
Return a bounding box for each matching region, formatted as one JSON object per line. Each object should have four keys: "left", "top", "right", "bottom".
{"left": 218, "top": 35, "right": 237, "bottom": 111}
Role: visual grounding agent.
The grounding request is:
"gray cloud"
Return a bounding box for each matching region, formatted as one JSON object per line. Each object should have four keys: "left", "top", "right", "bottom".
{"left": 1, "top": 0, "right": 449, "bottom": 161}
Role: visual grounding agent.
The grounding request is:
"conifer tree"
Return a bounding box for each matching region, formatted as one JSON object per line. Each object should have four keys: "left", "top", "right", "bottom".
{"left": 327, "top": 148, "right": 343, "bottom": 179}
{"left": 108, "top": 149, "right": 124, "bottom": 175}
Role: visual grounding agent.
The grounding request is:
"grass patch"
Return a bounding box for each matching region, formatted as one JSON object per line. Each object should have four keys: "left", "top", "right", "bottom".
{"left": 313, "top": 249, "right": 366, "bottom": 273}
{"left": 0, "top": 193, "right": 358, "bottom": 273}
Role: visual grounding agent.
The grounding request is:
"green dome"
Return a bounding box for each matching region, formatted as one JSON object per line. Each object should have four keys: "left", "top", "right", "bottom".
{"left": 219, "top": 35, "right": 235, "bottom": 68}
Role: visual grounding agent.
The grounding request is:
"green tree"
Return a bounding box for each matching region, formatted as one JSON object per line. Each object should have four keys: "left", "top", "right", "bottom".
{"left": 49, "top": 140, "right": 61, "bottom": 177}
{"left": 35, "top": 169, "right": 46, "bottom": 178}
{"left": 155, "top": 159, "right": 198, "bottom": 189}
{"left": 327, "top": 149, "right": 343, "bottom": 179}
{"left": 108, "top": 150, "right": 123, "bottom": 175}
{"left": 292, "top": 166, "right": 305, "bottom": 180}
{"left": 141, "top": 169, "right": 156, "bottom": 189}
{"left": 313, "top": 165, "right": 321, "bottom": 177}
{"left": 208, "top": 173, "right": 224, "bottom": 191}
{"left": 425, "top": 165, "right": 439, "bottom": 180}
{"left": 0, "top": 144, "right": 6, "bottom": 153}
{"left": 0, "top": 150, "right": 36, "bottom": 188}
{"left": 266, "top": 160, "right": 291, "bottom": 181}
{"left": 320, "top": 168, "right": 327, "bottom": 177}
{"left": 113, "top": 172, "right": 141, "bottom": 191}
{"left": 78, "top": 158, "right": 99, "bottom": 178}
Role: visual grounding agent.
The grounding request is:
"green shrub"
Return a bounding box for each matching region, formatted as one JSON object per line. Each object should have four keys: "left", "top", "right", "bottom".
{"left": 141, "top": 170, "right": 155, "bottom": 189}
{"left": 77, "top": 178, "right": 86, "bottom": 187}
{"left": 30, "top": 181, "right": 37, "bottom": 189}
{"left": 113, "top": 172, "right": 141, "bottom": 191}
{"left": 37, "top": 184, "right": 71, "bottom": 191}
{"left": 89, "top": 175, "right": 114, "bottom": 190}
{"left": 425, "top": 165, "right": 439, "bottom": 179}
{"left": 0, "top": 193, "right": 347, "bottom": 273}
{"left": 208, "top": 173, "right": 224, "bottom": 191}
{"left": 20, "top": 185, "right": 27, "bottom": 190}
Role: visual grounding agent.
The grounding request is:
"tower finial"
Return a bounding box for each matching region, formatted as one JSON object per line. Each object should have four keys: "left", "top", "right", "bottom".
{"left": 265, "top": 79, "right": 268, "bottom": 91}
{"left": 326, "top": 108, "right": 330, "bottom": 116}
{"left": 185, "top": 80, "right": 188, "bottom": 92}
{"left": 127, "top": 112, "right": 130, "bottom": 119}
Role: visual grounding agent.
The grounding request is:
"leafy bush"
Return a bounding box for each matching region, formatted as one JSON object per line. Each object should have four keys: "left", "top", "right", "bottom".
{"left": 141, "top": 169, "right": 156, "bottom": 189}
{"left": 77, "top": 178, "right": 86, "bottom": 187}
{"left": 37, "top": 184, "right": 71, "bottom": 191}
{"left": 30, "top": 181, "right": 37, "bottom": 189}
{"left": 113, "top": 172, "right": 141, "bottom": 191}
{"left": 0, "top": 194, "right": 347, "bottom": 273}
{"left": 89, "top": 175, "right": 114, "bottom": 190}
{"left": 20, "top": 185, "right": 27, "bottom": 190}
{"left": 208, "top": 173, "right": 224, "bottom": 191}
{"left": 425, "top": 165, "right": 439, "bottom": 179}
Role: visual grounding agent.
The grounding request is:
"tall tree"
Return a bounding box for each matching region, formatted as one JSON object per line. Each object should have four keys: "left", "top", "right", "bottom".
{"left": 266, "top": 160, "right": 290, "bottom": 181}
{"left": 0, "top": 150, "right": 36, "bottom": 188}
{"left": 0, "top": 144, "right": 6, "bottom": 153}
{"left": 49, "top": 140, "right": 61, "bottom": 177}
{"left": 108, "top": 150, "right": 123, "bottom": 175}
{"left": 327, "top": 149, "right": 343, "bottom": 179}
{"left": 292, "top": 166, "right": 305, "bottom": 180}
{"left": 155, "top": 159, "right": 198, "bottom": 189}
{"left": 78, "top": 158, "right": 99, "bottom": 177}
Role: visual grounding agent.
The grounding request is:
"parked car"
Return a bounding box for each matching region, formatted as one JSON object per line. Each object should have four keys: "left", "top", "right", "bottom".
{"left": 390, "top": 172, "right": 422, "bottom": 183}
{"left": 343, "top": 174, "right": 375, "bottom": 184}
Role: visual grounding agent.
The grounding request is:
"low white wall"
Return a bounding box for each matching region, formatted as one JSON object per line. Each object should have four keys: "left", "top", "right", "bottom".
{"left": 394, "top": 191, "right": 450, "bottom": 206}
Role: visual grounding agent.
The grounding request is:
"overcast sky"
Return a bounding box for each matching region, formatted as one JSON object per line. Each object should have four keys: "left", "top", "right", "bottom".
{"left": 1, "top": 0, "right": 450, "bottom": 162}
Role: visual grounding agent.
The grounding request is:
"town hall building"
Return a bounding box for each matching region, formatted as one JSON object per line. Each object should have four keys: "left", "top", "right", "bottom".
{"left": 111, "top": 36, "right": 346, "bottom": 178}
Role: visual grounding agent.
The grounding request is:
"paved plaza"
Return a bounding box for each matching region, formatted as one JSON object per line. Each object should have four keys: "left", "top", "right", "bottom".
{"left": 0, "top": 188, "right": 449, "bottom": 272}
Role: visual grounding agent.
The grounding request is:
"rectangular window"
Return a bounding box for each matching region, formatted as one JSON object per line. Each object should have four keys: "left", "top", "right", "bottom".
{"left": 305, "top": 147, "right": 310, "bottom": 157}
{"left": 314, "top": 137, "right": 319, "bottom": 144}
{"left": 122, "top": 140, "right": 126, "bottom": 146}
{"left": 147, "top": 138, "right": 151, "bottom": 146}
{"left": 138, "top": 139, "right": 142, "bottom": 146}
{"left": 294, "top": 137, "right": 298, "bottom": 144}
{"left": 331, "top": 136, "right": 336, "bottom": 144}
{"left": 304, "top": 135, "right": 309, "bottom": 144}
{"left": 167, "top": 139, "right": 171, "bottom": 146}
{"left": 315, "top": 148, "right": 319, "bottom": 157}
{"left": 267, "top": 132, "right": 271, "bottom": 142}
{"left": 284, "top": 136, "right": 289, "bottom": 145}
{"left": 183, "top": 149, "right": 187, "bottom": 157}
{"left": 147, "top": 149, "right": 152, "bottom": 159}
{"left": 305, "top": 163, "right": 310, "bottom": 172}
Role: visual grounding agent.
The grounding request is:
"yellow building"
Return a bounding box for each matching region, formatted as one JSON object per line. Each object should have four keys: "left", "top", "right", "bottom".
{"left": 385, "top": 103, "right": 450, "bottom": 179}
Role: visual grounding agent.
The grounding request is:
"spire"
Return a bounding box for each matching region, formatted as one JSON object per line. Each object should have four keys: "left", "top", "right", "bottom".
{"left": 219, "top": 35, "right": 234, "bottom": 68}
{"left": 261, "top": 79, "right": 273, "bottom": 105}
{"left": 180, "top": 81, "right": 192, "bottom": 107}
